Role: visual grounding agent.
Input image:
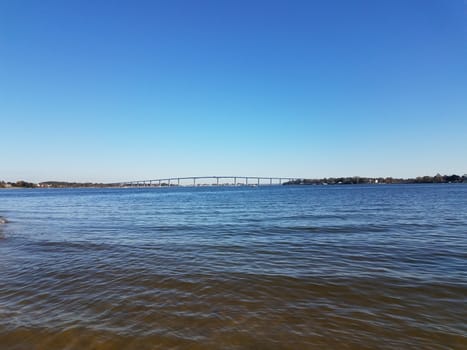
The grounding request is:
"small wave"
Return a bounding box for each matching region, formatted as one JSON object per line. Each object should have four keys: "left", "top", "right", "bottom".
{"left": 273, "top": 224, "right": 391, "bottom": 234}
{"left": 29, "top": 240, "right": 114, "bottom": 254}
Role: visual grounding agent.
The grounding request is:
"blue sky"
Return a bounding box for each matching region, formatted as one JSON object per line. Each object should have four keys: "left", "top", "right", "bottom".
{"left": 1, "top": 0, "right": 466, "bottom": 182}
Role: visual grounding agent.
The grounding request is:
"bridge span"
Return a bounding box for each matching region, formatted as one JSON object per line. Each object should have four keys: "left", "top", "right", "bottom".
{"left": 115, "top": 176, "right": 298, "bottom": 187}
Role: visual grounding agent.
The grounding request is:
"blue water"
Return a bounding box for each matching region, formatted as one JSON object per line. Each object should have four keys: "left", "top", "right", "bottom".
{"left": 0, "top": 184, "right": 466, "bottom": 349}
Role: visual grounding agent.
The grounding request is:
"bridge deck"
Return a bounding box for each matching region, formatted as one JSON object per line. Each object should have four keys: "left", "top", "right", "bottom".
{"left": 113, "top": 176, "right": 298, "bottom": 187}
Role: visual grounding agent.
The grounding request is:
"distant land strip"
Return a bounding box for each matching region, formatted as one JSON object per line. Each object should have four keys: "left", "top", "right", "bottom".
{"left": 1, "top": 174, "right": 466, "bottom": 189}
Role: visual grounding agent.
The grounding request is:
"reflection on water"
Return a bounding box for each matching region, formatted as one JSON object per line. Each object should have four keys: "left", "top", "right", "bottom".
{"left": 0, "top": 185, "right": 466, "bottom": 349}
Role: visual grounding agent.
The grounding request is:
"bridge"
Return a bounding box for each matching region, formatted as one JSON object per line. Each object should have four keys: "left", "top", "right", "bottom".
{"left": 115, "top": 176, "right": 298, "bottom": 187}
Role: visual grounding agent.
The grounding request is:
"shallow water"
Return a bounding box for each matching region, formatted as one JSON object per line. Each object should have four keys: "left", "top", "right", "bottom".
{"left": 0, "top": 184, "right": 466, "bottom": 349}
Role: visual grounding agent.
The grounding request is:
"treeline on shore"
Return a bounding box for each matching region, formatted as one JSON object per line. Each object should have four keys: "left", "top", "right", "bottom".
{"left": 284, "top": 174, "right": 467, "bottom": 185}
{"left": 0, "top": 181, "right": 120, "bottom": 188}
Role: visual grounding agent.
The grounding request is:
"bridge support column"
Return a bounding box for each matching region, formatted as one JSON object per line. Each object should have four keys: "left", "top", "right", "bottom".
{"left": 234, "top": 177, "right": 237, "bottom": 185}
{"left": 216, "top": 177, "right": 219, "bottom": 186}
{"left": 257, "top": 178, "right": 260, "bottom": 186}
{"left": 177, "top": 178, "right": 180, "bottom": 186}
{"left": 193, "top": 178, "right": 196, "bottom": 186}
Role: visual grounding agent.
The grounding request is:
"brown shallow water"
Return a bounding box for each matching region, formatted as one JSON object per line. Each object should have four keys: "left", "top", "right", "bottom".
{"left": 0, "top": 185, "right": 466, "bottom": 349}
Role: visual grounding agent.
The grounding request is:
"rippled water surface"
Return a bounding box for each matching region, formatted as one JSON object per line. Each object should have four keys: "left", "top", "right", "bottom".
{"left": 0, "top": 185, "right": 466, "bottom": 349}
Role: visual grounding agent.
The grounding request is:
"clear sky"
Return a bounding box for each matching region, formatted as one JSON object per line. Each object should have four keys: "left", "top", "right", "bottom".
{"left": 1, "top": 0, "right": 466, "bottom": 182}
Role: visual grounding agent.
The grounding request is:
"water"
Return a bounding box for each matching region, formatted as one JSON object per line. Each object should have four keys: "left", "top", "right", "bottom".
{"left": 0, "top": 184, "right": 466, "bottom": 349}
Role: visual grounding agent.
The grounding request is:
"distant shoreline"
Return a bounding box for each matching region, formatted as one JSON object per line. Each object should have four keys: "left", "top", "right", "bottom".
{"left": 1, "top": 174, "right": 466, "bottom": 189}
